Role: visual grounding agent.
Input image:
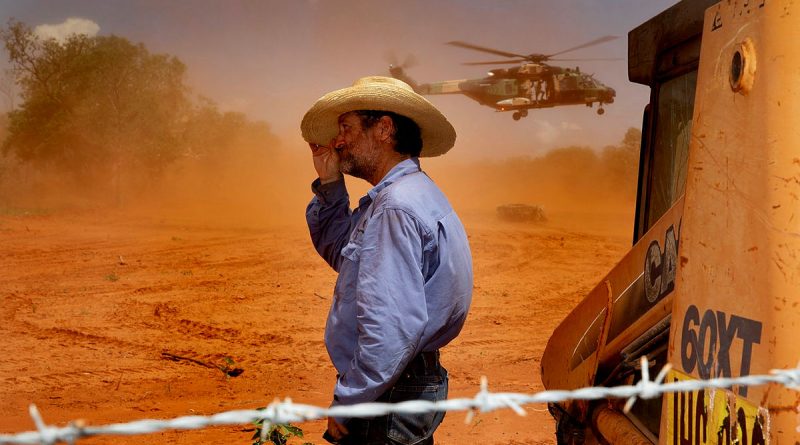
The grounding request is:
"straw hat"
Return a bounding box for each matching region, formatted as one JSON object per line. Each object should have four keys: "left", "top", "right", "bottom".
{"left": 301, "top": 76, "right": 456, "bottom": 157}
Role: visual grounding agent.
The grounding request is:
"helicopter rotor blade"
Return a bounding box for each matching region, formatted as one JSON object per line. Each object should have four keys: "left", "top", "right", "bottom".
{"left": 384, "top": 49, "right": 419, "bottom": 69}
{"left": 447, "top": 41, "right": 527, "bottom": 59}
{"left": 462, "top": 59, "right": 529, "bottom": 66}
{"left": 385, "top": 49, "right": 400, "bottom": 66}
{"left": 402, "top": 53, "right": 419, "bottom": 69}
{"left": 545, "top": 35, "right": 619, "bottom": 58}
{"left": 549, "top": 57, "right": 623, "bottom": 62}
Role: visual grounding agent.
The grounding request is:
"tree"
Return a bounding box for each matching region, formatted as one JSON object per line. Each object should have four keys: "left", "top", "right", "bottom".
{"left": 181, "top": 97, "right": 277, "bottom": 161}
{"left": 0, "top": 19, "right": 190, "bottom": 189}
{"left": 0, "top": 19, "right": 281, "bottom": 209}
{"left": 601, "top": 127, "right": 641, "bottom": 193}
{"left": 0, "top": 69, "right": 15, "bottom": 110}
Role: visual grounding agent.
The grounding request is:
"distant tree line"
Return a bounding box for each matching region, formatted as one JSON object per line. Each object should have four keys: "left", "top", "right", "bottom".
{"left": 517, "top": 127, "right": 642, "bottom": 204}
{"left": 0, "top": 19, "right": 277, "bottom": 206}
{"left": 430, "top": 127, "right": 643, "bottom": 213}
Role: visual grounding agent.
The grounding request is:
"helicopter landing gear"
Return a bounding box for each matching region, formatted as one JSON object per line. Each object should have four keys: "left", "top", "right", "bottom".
{"left": 512, "top": 110, "right": 528, "bottom": 121}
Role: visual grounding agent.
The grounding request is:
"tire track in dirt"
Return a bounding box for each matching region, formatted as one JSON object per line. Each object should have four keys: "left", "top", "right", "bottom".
{"left": 1, "top": 295, "right": 198, "bottom": 392}
{"left": 175, "top": 319, "right": 241, "bottom": 340}
{"left": 112, "top": 277, "right": 324, "bottom": 369}
{"left": 146, "top": 297, "right": 320, "bottom": 372}
{"left": 17, "top": 324, "right": 182, "bottom": 391}
{"left": 1, "top": 293, "right": 34, "bottom": 327}
{"left": 455, "top": 338, "right": 514, "bottom": 348}
{"left": 2, "top": 366, "right": 157, "bottom": 389}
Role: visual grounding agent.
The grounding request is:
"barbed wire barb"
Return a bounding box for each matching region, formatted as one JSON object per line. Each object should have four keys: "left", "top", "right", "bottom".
{"left": 29, "top": 405, "right": 59, "bottom": 445}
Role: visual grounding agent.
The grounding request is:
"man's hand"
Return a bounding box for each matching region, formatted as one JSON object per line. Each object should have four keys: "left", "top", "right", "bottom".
{"left": 310, "top": 140, "right": 342, "bottom": 184}
{"left": 325, "top": 416, "right": 349, "bottom": 443}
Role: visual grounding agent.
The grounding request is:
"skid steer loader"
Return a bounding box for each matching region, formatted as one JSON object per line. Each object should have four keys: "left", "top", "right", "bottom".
{"left": 542, "top": 1, "right": 799, "bottom": 443}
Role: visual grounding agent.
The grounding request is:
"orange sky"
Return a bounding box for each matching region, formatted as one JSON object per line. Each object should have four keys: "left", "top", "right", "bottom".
{"left": 0, "top": 0, "right": 677, "bottom": 159}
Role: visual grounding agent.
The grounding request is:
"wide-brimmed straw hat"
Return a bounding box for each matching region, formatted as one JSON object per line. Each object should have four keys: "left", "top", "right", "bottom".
{"left": 301, "top": 76, "right": 456, "bottom": 157}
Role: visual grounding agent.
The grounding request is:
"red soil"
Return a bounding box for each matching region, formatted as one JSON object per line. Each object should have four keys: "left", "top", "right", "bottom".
{"left": 0, "top": 206, "right": 630, "bottom": 445}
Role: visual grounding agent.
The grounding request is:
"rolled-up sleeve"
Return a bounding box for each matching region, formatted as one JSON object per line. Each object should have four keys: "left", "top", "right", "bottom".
{"left": 306, "top": 178, "right": 352, "bottom": 272}
{"left": 333, "top": 207, "right": 429, "bottom": 405}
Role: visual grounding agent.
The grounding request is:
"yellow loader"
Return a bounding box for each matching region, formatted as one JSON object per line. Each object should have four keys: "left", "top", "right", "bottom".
{"left": 542, "top": 1, "right": 799, "bottom": 443}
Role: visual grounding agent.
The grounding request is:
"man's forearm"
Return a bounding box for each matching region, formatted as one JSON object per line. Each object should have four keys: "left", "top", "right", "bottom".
{"left": 307, "top": 178, "right": 352, "bottom": 271}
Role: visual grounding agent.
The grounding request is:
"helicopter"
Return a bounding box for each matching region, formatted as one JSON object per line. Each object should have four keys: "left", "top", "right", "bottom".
{"left": 389, "top": 36, "right": 619, "bottom": 121}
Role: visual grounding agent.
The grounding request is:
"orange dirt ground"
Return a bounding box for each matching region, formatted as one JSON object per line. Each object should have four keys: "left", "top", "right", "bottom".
{"left": 0, "top": 207, "right": 631, "bottom": 445}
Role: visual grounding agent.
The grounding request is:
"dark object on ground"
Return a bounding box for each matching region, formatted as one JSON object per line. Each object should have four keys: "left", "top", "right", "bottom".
{"left": 496, "top": 204, "right": 547, "bottom": 222}
{"left": 161, "top": 351, "right": 244, "bottom": 377}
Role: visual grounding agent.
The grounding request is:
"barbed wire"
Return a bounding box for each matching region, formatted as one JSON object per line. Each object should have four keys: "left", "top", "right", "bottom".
{"left": 1, "top": 358, "right": 799, "bottom": 445}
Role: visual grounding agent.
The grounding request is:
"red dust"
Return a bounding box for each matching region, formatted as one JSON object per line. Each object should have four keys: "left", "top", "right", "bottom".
{"left": 0, "top": 137, "right": 636, "bottom": 444}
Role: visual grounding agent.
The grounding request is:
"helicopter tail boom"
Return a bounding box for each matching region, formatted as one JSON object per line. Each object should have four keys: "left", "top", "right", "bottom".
{"left": 422, "top": 80, "right": 467, "bottom": 95}
{"left": 389, "top": 65, "right": 466, "bottom": 96}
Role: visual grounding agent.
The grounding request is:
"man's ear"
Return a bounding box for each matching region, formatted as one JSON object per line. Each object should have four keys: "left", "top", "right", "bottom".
{"left": 377, "top": 116, "right": 394, "bottom": 143}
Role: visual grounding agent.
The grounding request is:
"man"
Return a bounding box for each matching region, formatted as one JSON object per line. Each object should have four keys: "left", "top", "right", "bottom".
{"left": 534, "top": 80, "right": 544, "bottom": 103}
{"left": 300, "top": 76, "right": 473, "bottom": 445}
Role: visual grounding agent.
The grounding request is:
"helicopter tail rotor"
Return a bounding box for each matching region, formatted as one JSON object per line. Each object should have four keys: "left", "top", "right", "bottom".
{"left": 387, "top": 64, "right": 422, "bottom": 93}
{"left": 385, "top": 50, "right": 419, "bottom": 70}
{"left": 385, "top": 50, "right": 422, "bottom": 91}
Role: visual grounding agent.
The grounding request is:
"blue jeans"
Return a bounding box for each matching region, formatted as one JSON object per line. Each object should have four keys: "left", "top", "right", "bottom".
{"left": 335, "top": 353, "right": 448, "bottom": 445}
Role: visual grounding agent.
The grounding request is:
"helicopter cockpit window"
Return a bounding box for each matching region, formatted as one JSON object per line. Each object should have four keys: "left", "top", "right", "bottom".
{"left": 561, "top": 75, "right": 578, "bottom": 91}
{"left": 645, "top": 70, "right": 697, "bottom": 230}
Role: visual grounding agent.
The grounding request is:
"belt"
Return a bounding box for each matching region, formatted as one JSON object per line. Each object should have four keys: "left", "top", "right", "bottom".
{"left": 404, "top": 350, "right": 441, "bottom": 375}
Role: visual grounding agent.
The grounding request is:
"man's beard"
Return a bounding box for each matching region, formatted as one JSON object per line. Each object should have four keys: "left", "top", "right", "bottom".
{"left": 339, "top": 143, "right": 379, "bottom": 181}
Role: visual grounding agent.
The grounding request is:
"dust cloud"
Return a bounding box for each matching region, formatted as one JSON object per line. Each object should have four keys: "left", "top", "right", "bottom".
{"left": 429, "top": 147, "right": 638, "bottom": 214}
{"left": 0, "top": 120, "right": 638, "bottom": 231}
{"left": 129, "top": 147, "right": 314, "bottom": 229}
{"left": 0, "top": 113, "right": 309, "bottom": 228}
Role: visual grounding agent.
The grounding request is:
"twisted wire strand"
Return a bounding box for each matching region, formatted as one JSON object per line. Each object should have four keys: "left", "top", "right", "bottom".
{"left": 2, "top": 359, "right": 798, "bottom": 445}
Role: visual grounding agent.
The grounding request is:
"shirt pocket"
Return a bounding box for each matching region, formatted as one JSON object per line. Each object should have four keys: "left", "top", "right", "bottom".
{"left": 334, "top": 240, "right": 361, "bottom": 304}
{"left": 340, "top": 219, "right": 366, "bottom": 263}
{"left": 340, "top": 239, "right": 362, "bottom": 262}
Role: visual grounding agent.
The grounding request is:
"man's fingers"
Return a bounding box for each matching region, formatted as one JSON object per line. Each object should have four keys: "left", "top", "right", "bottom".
{"left": 309, "top": 143, "right": 327, "bottom": 154}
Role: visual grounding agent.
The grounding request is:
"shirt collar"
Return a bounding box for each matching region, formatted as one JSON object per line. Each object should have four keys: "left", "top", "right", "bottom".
{"left": 359, "top": 158, "right": 420, "bottom": 207}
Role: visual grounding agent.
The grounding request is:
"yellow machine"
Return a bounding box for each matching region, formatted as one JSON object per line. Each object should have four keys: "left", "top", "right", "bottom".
{"left": 542, "top": 1, "right": 799, "bottom": 443}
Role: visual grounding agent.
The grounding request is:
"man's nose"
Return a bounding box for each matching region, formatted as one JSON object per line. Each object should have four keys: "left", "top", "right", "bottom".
{"left": 333, "top": 133, "right": 346, "bottom": 149}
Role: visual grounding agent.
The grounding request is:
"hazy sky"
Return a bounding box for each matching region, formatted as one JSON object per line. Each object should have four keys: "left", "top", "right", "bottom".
{"left": 0, "top": 0, "right": 677, "bottom": 159}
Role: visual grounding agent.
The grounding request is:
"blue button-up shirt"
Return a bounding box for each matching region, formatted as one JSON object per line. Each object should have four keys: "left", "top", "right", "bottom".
{"left": 306, "top": 158, "right": 473, "bottom": 406}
